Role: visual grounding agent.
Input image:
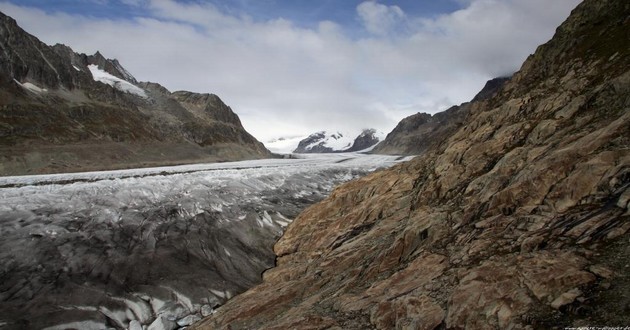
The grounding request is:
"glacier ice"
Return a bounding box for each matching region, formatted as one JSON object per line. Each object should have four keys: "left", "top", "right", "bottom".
{"left": 0, "top": 153, "right": 412, "bottom": 329}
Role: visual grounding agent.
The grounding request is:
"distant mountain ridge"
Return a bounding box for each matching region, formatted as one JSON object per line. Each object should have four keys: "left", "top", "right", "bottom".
{"left": 293, "top": 129, "right": 384, "bottom": 153}
{"left": 0, "top": 11, "right": 270, "bottom": 175}
{"left": 372, "top": 76, "right": 510, "bottom": 155}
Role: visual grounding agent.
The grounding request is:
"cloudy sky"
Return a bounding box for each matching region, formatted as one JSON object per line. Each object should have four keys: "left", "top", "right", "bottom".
{"left": 0, "top": 0, "right": 581, "bottom": 142}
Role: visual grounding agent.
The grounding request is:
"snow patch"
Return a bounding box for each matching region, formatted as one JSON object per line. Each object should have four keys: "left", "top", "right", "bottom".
{"left": 274, "top": 212, "right": 291, "bottom": 227}
{"left": 72, "top": 65, "right": 81, "bottom": 71}
{"left": 88, "top": 65, "right": 147, "bottom": 98}
{"left": 209, "top": 289, "right": 228, "bottom": 299}
{"left": 14, "top": 79, "right": 48, "bottom": 93}
{"left": 261, "top": 211, "right": 275, "bottom": 226}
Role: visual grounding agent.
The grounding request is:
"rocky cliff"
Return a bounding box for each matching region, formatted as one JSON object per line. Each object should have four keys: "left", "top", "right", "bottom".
{"left": 0, "top": 11, "right": 270, "bottom": 175}
{"left": 194, "top": 0, "right": 630, "bottom": 328}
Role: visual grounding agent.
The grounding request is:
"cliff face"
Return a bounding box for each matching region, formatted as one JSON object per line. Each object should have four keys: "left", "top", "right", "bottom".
{"left": 194, "top": 0, "right": 630, "bottom": 328}
{"left": 0, "top": 12, "right": 270, "bottom": 175}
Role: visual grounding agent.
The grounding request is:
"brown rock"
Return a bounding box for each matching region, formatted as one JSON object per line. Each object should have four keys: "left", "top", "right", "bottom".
{"left": 519, "top": 251, "right": 596, "bottom": 302}
{"left": 447, "top": 259, "right": 533, "bottom": 329}
{"left": 371, "top": 296, "right": 444, "bottom": 330}
{"left": 550, "top": 288, "right": 582, "bottom": 309}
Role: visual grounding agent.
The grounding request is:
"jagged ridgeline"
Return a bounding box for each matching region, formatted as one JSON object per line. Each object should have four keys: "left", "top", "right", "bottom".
{"left": 0, "top": 12, "right": 270, "bottom": 176}
{"left": 193, "top": 0, "right": 630, "bottom": 329}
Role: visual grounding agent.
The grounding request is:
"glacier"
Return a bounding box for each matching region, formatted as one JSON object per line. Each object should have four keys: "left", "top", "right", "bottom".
{"left": 0, "top": 153, "right": 412, "bottom": 329}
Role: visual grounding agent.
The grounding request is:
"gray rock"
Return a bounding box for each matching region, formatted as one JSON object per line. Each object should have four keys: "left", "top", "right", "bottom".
{"left": 128, "top": 320, "right": 143, "bottom": 330}
{"left": 147, "top": 315, "right": 176, "bottom": 330}
{"left": 200, "top": 305, "right": 214, "bottom": 317}
{"left": 177, "top": 315, "right": 201, "bottom": 327}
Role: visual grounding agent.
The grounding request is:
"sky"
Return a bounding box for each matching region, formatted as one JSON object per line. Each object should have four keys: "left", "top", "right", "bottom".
{"left": 0, "top": 0, "right": 581, "bottom": 142}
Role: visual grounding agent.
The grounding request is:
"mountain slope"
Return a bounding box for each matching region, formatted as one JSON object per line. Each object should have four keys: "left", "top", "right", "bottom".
{"left": 372, "top": 77, "right": 509, "bottom": 156}
{"left": 193, "top": 0, "right": 630, "bottom": 328}
{"left": 0, "top": 12, "right": 270, "bottom": 175}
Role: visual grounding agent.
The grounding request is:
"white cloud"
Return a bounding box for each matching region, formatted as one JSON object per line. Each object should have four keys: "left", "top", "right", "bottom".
{"left": 357, "top": 1, "right": 405, "bottom": 36}
{"left": 0, "top": 0, "right": 580, "bottom": 143}
{"left": 120, "top": 0, "right": 145, "bottom": 5}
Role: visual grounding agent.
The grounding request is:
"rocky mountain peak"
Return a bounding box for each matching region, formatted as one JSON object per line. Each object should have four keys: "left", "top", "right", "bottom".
{"left": 87, "top": 50, "right": 139, "bottom": 84}
{"left": 0, "top": 11, "right": 82, "bottom": 90}
{"left": 345, "top": 128, "right": 381, "bottom": 152}
{"left": 471, "top": 76, "right": 511, "bottom": 102}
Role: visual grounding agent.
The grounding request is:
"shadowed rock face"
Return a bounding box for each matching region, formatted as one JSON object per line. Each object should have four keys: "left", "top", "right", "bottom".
{"left": 345, "top": 129, "right": 380, "bottom": 152}
{"left": 371, "top": 105, "right": 468, "bottom": 156}
{"left": 372, "top": 77, "right": 509, "bottom": 156}
{"left": 0, "top": 11, "right": 270, "bottom": 176}
{"left": 470, "top": 77, "right": 511, "bottom": 103}
{"left": 193, "top": 0, "right": 630, "bottom": 329}
{"left": 294, "top": 132, "right": 331, "bottom": 153}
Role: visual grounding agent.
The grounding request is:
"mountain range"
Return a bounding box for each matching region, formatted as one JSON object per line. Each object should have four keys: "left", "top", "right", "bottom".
{"left": 0, "top": 11, "right": 270, "bottom": 176}
{"left": 292, "top": 129, "right": 385, "bottom": 154}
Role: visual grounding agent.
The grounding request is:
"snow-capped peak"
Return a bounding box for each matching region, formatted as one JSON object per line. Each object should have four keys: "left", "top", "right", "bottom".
{"left": 304, "top": 131, "right": 353, "bottom": 151}
{"left": 267, "top": 129, "right": 386, "bottom": 154}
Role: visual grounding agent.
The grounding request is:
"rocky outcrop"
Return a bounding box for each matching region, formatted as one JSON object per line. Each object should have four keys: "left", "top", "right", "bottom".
{"left": 193, "top": 0, "right": 630, "bottom": 328}
{"left": 0, "top": 11, "right": 270, "bottom": 175}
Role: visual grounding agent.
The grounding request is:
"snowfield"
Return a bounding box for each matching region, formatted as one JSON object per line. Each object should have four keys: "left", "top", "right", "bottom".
{"left": 0, "top": 153, "right": 412, "bottom": 329}
{"left": 88, "top": 64, "right": 147, "bottom": 98}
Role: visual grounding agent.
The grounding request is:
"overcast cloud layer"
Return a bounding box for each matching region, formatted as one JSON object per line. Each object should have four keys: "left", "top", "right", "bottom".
{"left": 0, "top": 0, "right": 581, "bottom": 142}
